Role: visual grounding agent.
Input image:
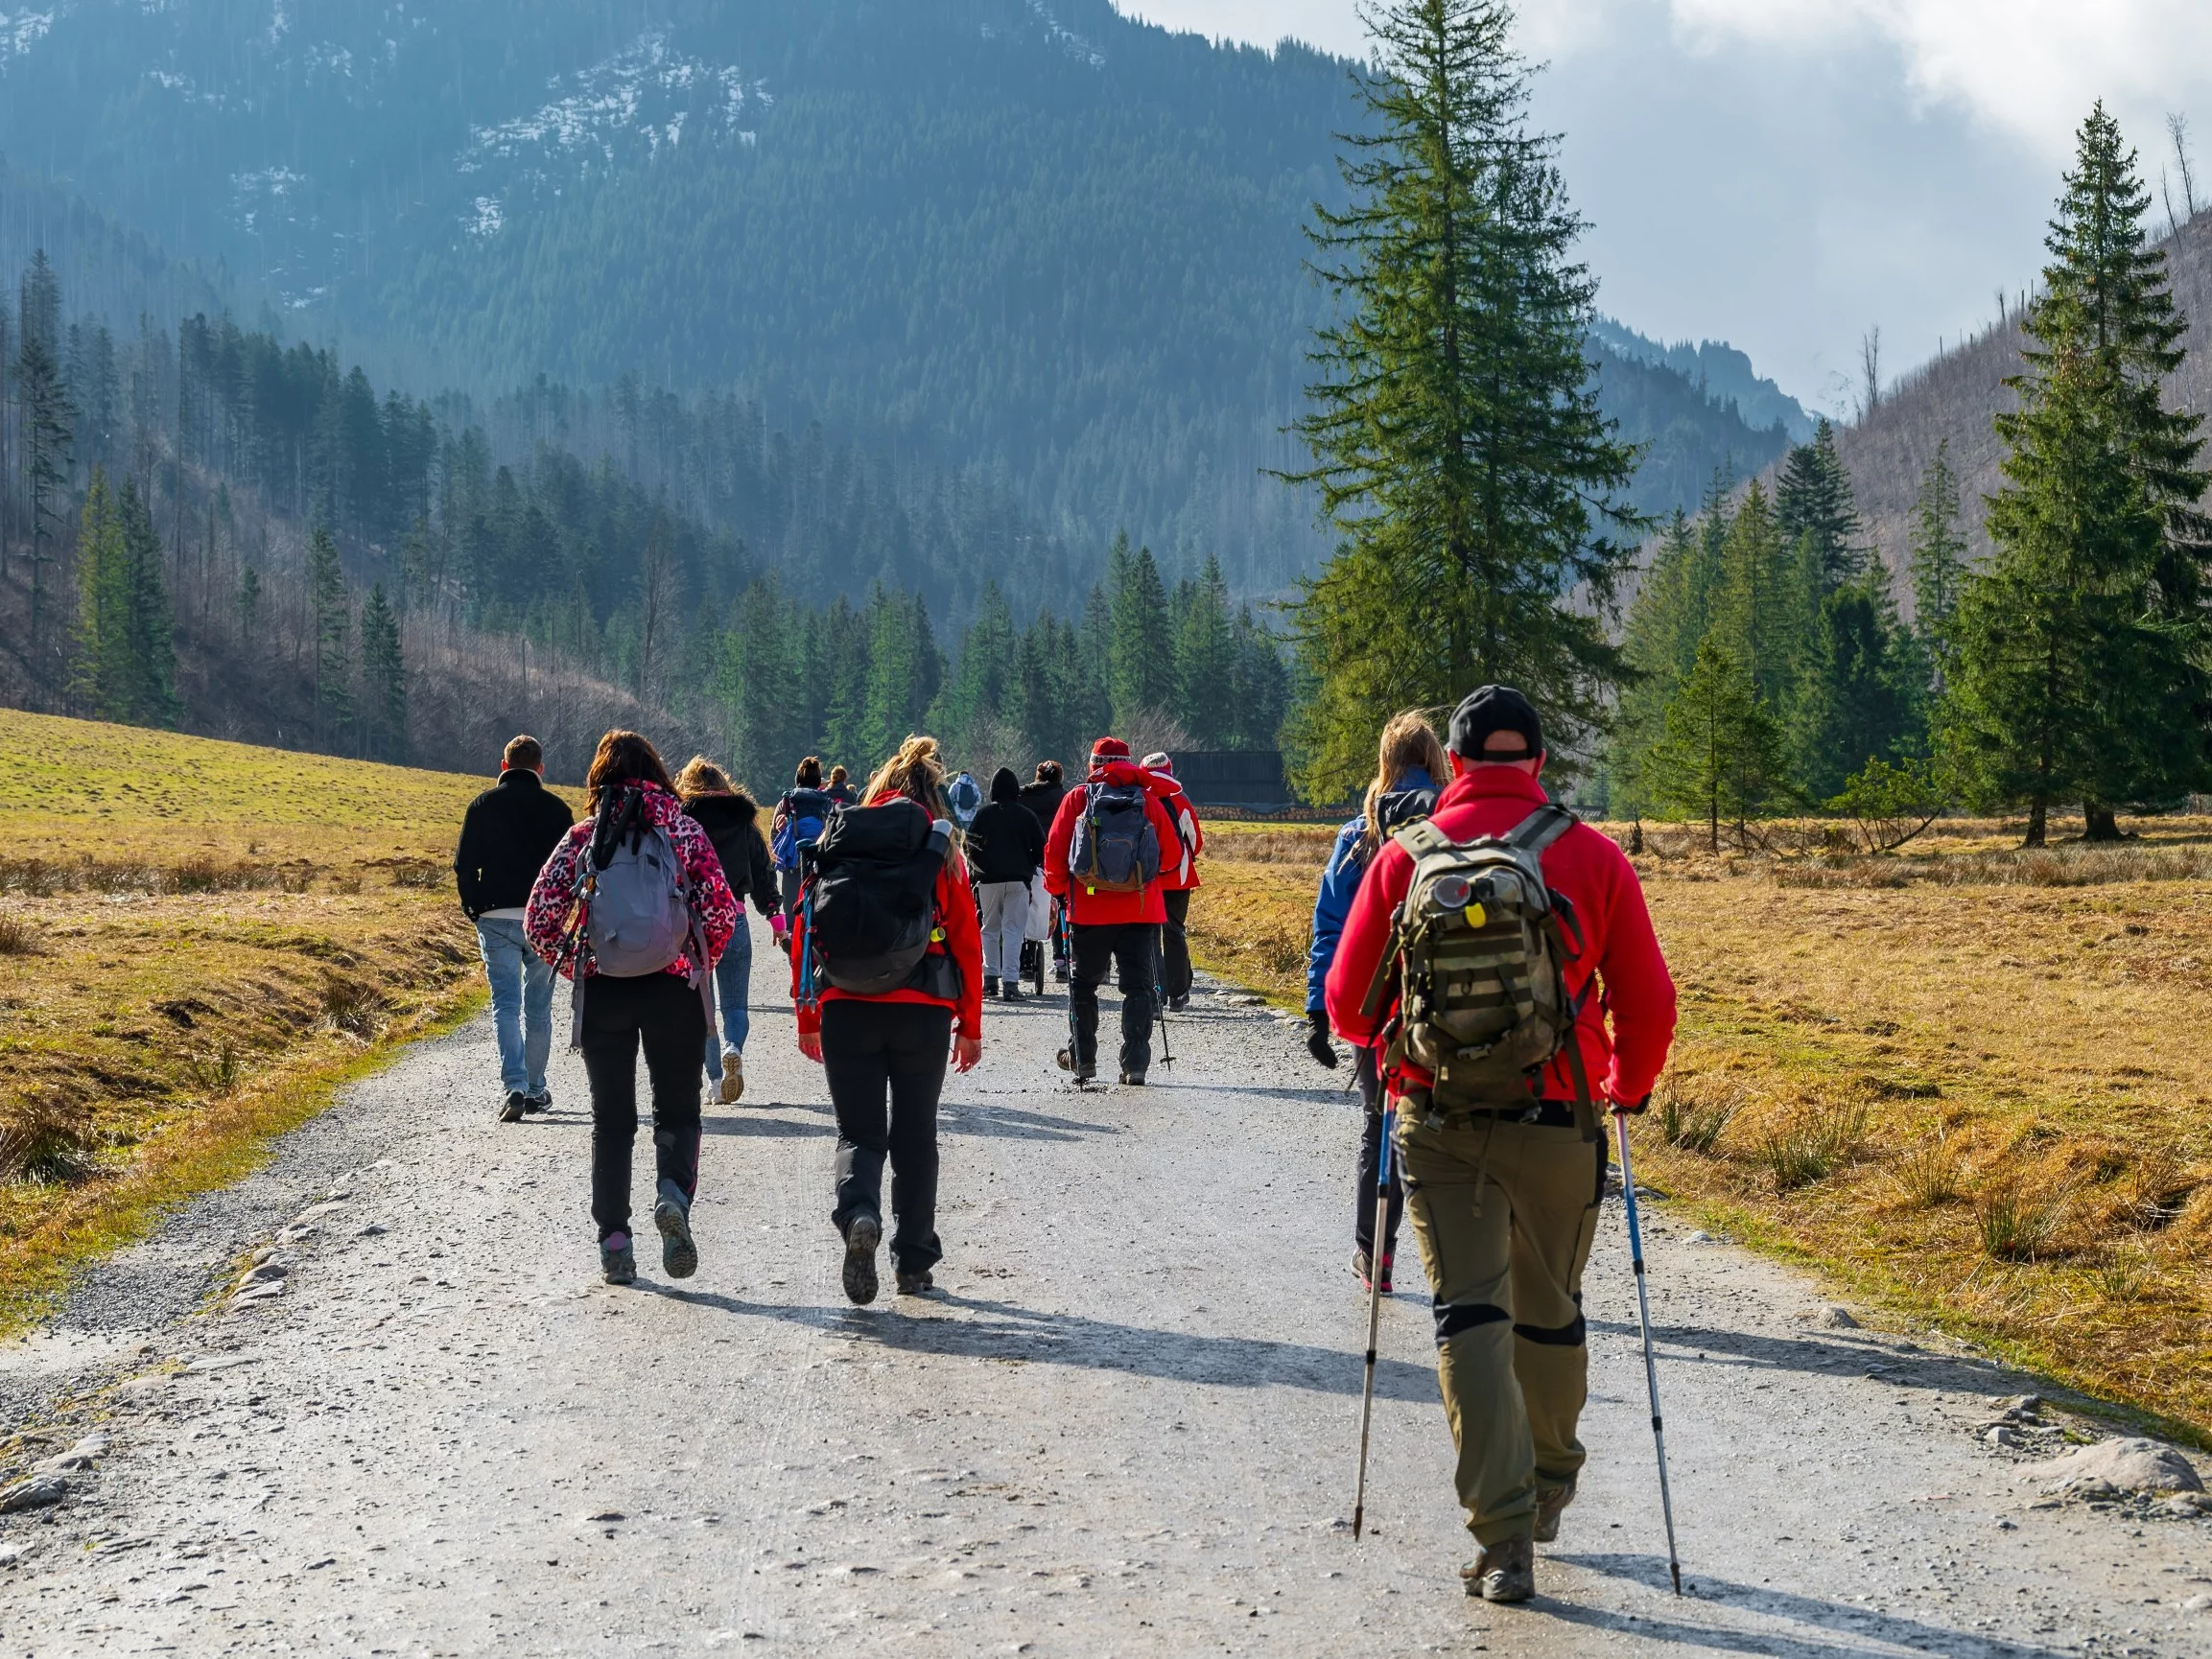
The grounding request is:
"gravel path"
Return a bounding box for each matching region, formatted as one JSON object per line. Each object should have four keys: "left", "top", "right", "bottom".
{"left": 1, "top": 923, "right": 2207, "bottom": 1655}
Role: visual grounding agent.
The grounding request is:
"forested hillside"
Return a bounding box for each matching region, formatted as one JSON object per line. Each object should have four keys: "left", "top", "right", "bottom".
{"left": 0, "top": 0, "right": 1803, "bottom": 596}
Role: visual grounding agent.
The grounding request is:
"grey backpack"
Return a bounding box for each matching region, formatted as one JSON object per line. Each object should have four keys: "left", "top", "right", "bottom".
{"left": 585, "top": 820, "right": 694, "bottom": 977}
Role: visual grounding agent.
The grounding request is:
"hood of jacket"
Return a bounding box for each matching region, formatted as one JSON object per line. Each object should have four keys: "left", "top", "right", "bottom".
{"left": 682, "top": 790, "right": 760, "bottom": 834}
{"left": 1086, "top": 759, "right": 1166, "bottom": 793}
{"left": 988, "top": 766, "right": 1022, "bottom": 804}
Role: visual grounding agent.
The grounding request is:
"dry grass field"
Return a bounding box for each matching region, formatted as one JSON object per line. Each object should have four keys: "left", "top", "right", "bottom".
{"left": 0, "top": 713, "right": 563, "bottom": 1330}
{"left": 1189, "top": 813, "right": 2212, "bottom": 1442}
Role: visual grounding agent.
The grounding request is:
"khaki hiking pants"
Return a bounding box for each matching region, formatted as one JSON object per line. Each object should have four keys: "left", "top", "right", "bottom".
{"left": 1396, "top": 1110, "right": 1607, "bottom": 1546}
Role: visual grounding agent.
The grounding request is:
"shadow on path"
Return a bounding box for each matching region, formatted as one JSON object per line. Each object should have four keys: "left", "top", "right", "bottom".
{"left": 655, "top": 1286, "right": 1442, "bottom": 1403}
{"left": 1586, "top": 1320, "right": 2032, "bottom": 1397}
{"left": 700, "top": 1100, "right": 1119, "bottom": 1144}
{"left": 1548, "top": 1552, "right": 2070, "bottom": 1659}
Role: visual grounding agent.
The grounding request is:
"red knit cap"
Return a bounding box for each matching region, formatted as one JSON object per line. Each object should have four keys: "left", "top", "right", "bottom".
{"left": 1092, "top": 736, "right": 1130, "bottom": 759}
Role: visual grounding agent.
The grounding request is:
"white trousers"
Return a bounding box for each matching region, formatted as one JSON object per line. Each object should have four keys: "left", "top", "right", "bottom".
{"left": 977, "top": 880, "right": 1030, "bottom": 981}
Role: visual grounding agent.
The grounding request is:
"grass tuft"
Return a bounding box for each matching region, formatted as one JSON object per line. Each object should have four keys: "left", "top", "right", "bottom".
{"left": 1656, "top": 1083, "right": 1736, "bottom": 1155}
{"left": 318, "top": 975, "right": 387, "bottom": 1041}
{"left": 0, "top": 912, "right": 37, "bottom": 955}
{"left": 1892, "top": 1131, "right": 1963, "bottom": 1207}
{"left": 1977, "top": 1181, "right": 2072, "bottom": 1262}
{"left": 0, "top": 1098, "right": 100, "bottom": 1185}
{"left": 1753, "top": 1103, "right": 1867, "bottom": 1191}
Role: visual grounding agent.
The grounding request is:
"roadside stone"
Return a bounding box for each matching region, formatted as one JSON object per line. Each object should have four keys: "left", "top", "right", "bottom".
{"left": 35, "top": 1434, "right": 109, "bottom": 1473}
{"left": 1986, "top": 1426, "right": 2024, "bottom": 1448}
{"left": 1816, "top": 1304, "right": 1859, "bottom": 1329}
{"left": 2150, "top": 1494, "right": 2211, "bottom": 1521}
{"left": 238, "top": 1262, "right": 288, "bottom": 1288}
{"left": 2036, "top": 1438, "right": 2204, "bottom": 1497}
{"left": 0, "top": 1476, "right": 67, "bottom": 1513}
{"left": 2181, "top": 1593, "right": 2211, "bottom": 1612}
{"left": 0, "top": 1543, "right": 23, "bottom": 1565}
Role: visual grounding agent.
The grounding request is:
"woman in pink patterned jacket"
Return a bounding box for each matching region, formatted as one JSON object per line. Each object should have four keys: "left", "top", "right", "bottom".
{"left": 527, "top": 730, "right": 738, "bottom": 1286}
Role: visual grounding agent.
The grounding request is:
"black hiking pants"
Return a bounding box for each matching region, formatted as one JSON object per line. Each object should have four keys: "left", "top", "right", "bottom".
{"left": 1160, "top": 888, "right": 1193, "bottom": 1001}
{"left": 578, "top": 971, "right": 706, "bottom": 1242}
{"left": 1070, "top": 922, "right": 1159, "bottom": 1076}
{"left": 1353, "top": 1045, "right": 1404, "bottom": 1261}
{"left": 823, "top": 999, "right": 949, "bottom": 1275}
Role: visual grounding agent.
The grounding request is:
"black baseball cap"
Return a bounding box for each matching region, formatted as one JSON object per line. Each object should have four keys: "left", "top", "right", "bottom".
{"left": 1447, "top": 685, "right": 1544, "bottom": 759}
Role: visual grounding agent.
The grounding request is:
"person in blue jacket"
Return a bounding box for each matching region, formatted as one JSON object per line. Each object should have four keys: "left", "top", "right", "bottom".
{"left": 1305, "top": 711, "right": 1447, "bottom": 1294}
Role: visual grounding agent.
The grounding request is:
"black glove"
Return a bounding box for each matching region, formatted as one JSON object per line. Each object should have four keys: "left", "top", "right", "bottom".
{"left": 1306, "top": 1014, "right": 1339, "bottom": 1070}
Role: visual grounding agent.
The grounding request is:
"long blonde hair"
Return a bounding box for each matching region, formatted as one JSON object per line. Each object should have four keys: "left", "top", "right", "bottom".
{"left": 673, "top": 756, "right": 733, "bottom": 799}
{"left": 862, "top": 736, "right": 949, "bottom": 818}
{"left": 1360, "top": 711, "right": 1448, "bottom": 858}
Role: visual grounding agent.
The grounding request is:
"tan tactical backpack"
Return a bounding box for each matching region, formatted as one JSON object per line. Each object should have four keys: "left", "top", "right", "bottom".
{"left": 1359, "top": 804, "right": 1595, "bottom": 1133}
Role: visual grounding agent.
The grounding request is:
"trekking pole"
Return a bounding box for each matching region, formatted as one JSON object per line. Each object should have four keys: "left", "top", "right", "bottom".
{"left": 1153, "top": 933, "right": 1175, "bottom": 1070}
{"left": 1612, "top": 1107, "right": 1683, "bottom": 1597}
{"left": 1350, "top": 1099, "right": 1393, "bottom": 1539}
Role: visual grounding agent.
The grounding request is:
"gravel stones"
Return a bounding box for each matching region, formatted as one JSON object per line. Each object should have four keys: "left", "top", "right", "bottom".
{"left": 0, "top": 1475, "right": 67, "bottom": 1513}
{"left": 2036, "top": 1438, "right": 2205, "bottom": 1498}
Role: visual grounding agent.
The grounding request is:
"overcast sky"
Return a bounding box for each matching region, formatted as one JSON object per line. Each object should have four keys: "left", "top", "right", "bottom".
{"left": 1116, "top": 0, "right": 2212, "bottom": 415}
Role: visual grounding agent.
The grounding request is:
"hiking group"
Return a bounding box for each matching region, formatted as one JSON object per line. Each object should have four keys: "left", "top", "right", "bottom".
{"left": 450, "top": 684, "right": 1678, "bottom": 1607}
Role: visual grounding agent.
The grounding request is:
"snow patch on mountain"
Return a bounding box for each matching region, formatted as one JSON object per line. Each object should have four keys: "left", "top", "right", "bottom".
{"left": 1027, "top": 0, "right": 1105, "bottom": 67}
{"left": 0, "top": 9, "right": 55, "bottom": 68}
{"left": 460, "top": 32, "right": 756, "bottom": 175}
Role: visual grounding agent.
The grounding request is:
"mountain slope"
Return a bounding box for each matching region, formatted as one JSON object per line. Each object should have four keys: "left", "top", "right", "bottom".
{"left": 1, "top": 0, "right": 1804, "bottom": 595}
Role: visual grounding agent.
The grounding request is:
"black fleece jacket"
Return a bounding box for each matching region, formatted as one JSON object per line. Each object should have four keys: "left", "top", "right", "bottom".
{"left": 454, "top": 770, "right": 576, "bottom": 918}
{"left": 681, "top": 792, "right": 782, "bottom": 917}
{"left": 967, "top": 767, "right": 1047, "bottom": 885}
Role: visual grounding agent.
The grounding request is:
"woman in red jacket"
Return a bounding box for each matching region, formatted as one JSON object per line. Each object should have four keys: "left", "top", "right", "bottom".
{"left": 792, "top": 736, "right": 983, "bottom": 1304}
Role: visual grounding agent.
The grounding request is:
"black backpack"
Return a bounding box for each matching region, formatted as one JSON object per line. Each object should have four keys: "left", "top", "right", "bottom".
{"left": 806, "top": 802, "right": 956, "bottom": 996}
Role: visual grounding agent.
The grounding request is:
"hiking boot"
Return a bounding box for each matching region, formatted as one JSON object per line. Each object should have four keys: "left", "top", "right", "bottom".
{"left": 523, "top": 1089, "right": 553, "bottom": 1113}
{"left": 843, "top": 1212, "right": 882, "bottom": 1305}
{"left": 984, "top": 975, "right": 1000, "bottom": 997}
{"left": 1461, "top": 1535, "right": 1534, "bottom": 1602}
{"left": 1056, "top": 1049, "right": 1095, "bottom": 1082}
{"left": 654, "top": 1179, "right": 698, "bottom": 1280}
{"left": 1167, "top": 993, "right": 1189, "bottom": 1013}
{"left": 1000, "top": 983, "right": 1024, "bottom": 1001}
{"left": 1533, "top": 1476, "right": 1577, "bottom": 1544}
{"left": 1353, "top": 1250, "right": 1394, "bottom": 1295}
{"left": 600, "top": 1232, "right": 636, "bottom": 1286}
{"left": 896, "top": 1269, "right": 936, "bottom": 1297}
{"left": 1051, "top": 960, "right": 1070, "bottom": 983}
{"left": 717, "top": 1050, "right": 745, "bottom": 1105}
{"left": 500, "top": 1091, "right": 529, "bottom": 1123}
{"left": 1119, "top": 1068, "right": 1147, "bottom": 1087}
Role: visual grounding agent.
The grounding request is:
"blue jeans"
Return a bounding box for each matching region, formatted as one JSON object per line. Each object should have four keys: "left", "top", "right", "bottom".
{"left": 476, "top": 917, "right": 554, "bottom": 1096}
{"left": 705, "top": 912, "right": 755, "bottom": 1078}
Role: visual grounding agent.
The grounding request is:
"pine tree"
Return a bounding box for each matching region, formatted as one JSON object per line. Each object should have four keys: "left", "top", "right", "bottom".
{"left": 1611, "top": 505, "right": 1720, "bottom": 813}
{"left": 1948, "top": 104, "right": 2212, "bottom": 845}
{"left": 1908, "top": 440, "right": 1968, "bottom": 689}
{"left": 1775, "top": 418, "right": 1865, "bottom": 590}
{"left": 1795, "top": 572, "right": 1921, "bottom": 802}
{"left": 68, "top": 471, "right": 178, "bottom": 729}
{"left": 1281, "top": 0, "right": 1641, "bottom": 800}
{"left": 1650, "top": 638, "right": 1790, "bottom": 852}
{"left": 308, "top": 527, "right": 353, "bottom": 747}
{"left": 1171, "top": 553, "right": 1236, "bottom": 746}
{"left": 1108, "top": 539, "right": 1173, "bottom": 733}
{"left": 117, "top": 479, "right": 179, "bottom": 729}
{"left": 1707, "top": 479, "right": 1805, "bottom": 705}
{"left": 16, "top": 252, "right": 75, "bottom": 689}
{"left": 359, "top": 584, "right": 407, "bottom": 762}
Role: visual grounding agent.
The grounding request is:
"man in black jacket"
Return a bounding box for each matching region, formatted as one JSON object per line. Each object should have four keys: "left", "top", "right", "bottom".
{"left": 454, "top": 736, "right": 576, "bottom": 1122}
{"left": 968, "top": 766, "right": 1047, "bottom": 999}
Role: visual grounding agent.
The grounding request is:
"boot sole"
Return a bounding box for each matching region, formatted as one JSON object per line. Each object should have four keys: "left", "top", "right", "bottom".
{"left": 654, "top": 1200, "right": 698, "bottom": 1280}
{"left": 717, "top": 1068, "right": 744, "bottom": 1104}
{"left": 843, "top": 1215, "right": 881, "bottom": 1305}
{"left": 499, "top": 1101, "right": 528, "bottom": 1123}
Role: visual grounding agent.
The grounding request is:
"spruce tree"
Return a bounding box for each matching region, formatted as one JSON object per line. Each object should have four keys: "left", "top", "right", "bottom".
{"left": 16, "top": 252, "right": 74, "bottom": 688}
{"left": 1949, "top": 104, "right": 2212, "bottom": 844}
{"left": 1707, "top": 479, "right": 1804, "bottom": 705}
{"left": 1108, "top": 540, "right": 1173, "bottom": 733}
{"left": 1171, "top": 553, "right": 1236, "bottom": 746}
{"left": 308, "top": 527, "right": 353, "bottom": 748}
{"left": 118, "top": 479, "right": 179, "bottom": 729}
{"left": 1650, "top": 638, "right": 1790, "bottom": 852}
{"left": 1775, "top": 418, "right": 1865, "bottom": 590}
{"left": 1281, "top": 0, "right": 1641, "bottom": 800}
{"left": 68, "top": 470, "right": 129, "bottom": 720}
{"left": 359, "top": 584, "right": 407, "bottom": 762}
{"left": 1795, "top": 572, "right": 1921, "bottom": 802}
{"left": 1908, "top": 440, "right": 1968, "bottom": 690}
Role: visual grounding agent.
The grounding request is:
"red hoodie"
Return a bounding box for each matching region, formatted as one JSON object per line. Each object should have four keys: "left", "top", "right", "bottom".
{"left": 789, "top": 794, "right": 986, "bottom": 1043}
{"left": 1043, "top": 761, "right": 1186, "bottom": 926}
{"left": 1324, "top": 764, "right": 1677, "bottom": 1107}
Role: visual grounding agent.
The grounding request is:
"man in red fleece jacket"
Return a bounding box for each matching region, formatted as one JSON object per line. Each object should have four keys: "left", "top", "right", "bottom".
{"left": 1326, "top": 686, "right": 1677, "bottom": 1605}
{"left": 1044, "top": 736, "right": 1184, "bottom": 1084}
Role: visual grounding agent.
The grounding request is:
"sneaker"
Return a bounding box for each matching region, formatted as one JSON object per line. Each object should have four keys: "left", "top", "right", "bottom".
{"left": 500, "top": 1091, "right": 529, "bottom": 1123}
{"left": 1353, "top": 1250, "right": 1395, "bottom": 1294}
{"left": 896, "top": 1269, "right": 936, "bottom": 1296}
{"left": 1461, "top": 1535, "right": 1535, "bottom": 1602}
{"left": 843, "top": 1212, "right": 882, "bottom": 1305}
{"left": 984, "top": 975, "right": 1000, "bottom": 997}
{"left": 523, "top": 1089, "right": 553, "bottom": 1113}
{"left": 600, "top": 1232, "right": 636, "bottom": 1286}
{"left": 653, "top": 1179, "right": 698, "bottom": 1279}
{"left": 717, "top": 1050, "right": 745, "bottom": 1105}
{"left": 1532, "top": 1476, "right": 1577, "bottom": 1544}
{"left": 1056, "top": 1048, "right": 1095, "bottom": 1082}
{"left": 1167, "top": 993, "right": 1189, "bottom": 1013}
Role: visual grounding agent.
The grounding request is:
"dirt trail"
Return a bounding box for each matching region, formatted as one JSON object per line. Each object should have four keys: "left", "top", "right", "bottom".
{"left": 0, "top": 925, "right": 2206, "bottom": 1655}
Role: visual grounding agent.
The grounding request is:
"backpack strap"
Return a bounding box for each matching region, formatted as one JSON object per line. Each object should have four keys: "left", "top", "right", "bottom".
{"left": 1505, "top": 803, "right": 1578, "bottom": 856}
{"left": 1390, "top": 819, "right": 1455, "bottom": 861}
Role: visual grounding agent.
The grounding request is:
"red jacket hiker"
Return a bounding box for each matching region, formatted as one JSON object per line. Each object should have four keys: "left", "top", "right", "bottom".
{"left": 1324, "top": 763, "right": 1677, "bottom": 1108}
{"left": 789, "top": 793, "right": 986, "bottom": 1049}
{"left": 1042, "top": 758, "right": 1186, "bottom": 926}
{"left": 1151, "top": 771, "right": 1204, "bottom": 892}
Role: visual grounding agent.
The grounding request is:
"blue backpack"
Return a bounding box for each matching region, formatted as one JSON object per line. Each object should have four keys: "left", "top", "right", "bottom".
{"left": 772, "top": 786, "right": 835, "bottom": 871}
